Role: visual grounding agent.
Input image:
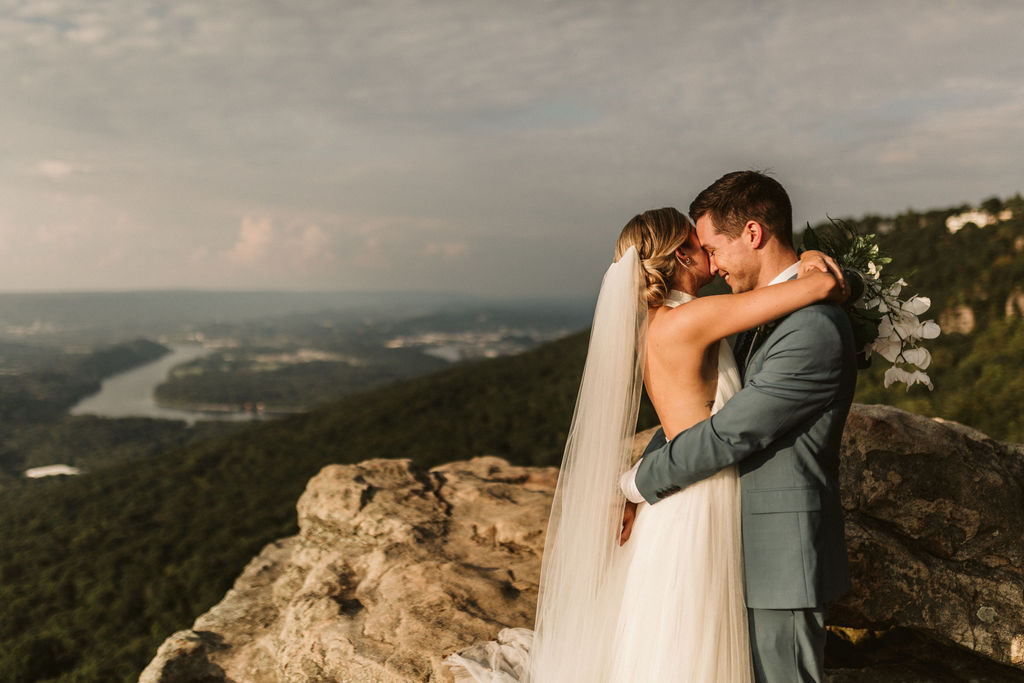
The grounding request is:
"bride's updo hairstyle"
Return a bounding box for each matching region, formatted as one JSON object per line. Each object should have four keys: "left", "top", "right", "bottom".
{"left": 614, "top": 207, "right": 692, "bottom": 308}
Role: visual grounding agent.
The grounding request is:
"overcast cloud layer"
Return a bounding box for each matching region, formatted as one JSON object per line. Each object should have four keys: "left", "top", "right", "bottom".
{"left": 1, "top": 0, "right": 1021, "bottom": 297}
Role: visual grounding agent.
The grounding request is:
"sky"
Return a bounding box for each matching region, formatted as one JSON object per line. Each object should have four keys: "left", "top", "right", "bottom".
{"left": 1, "top": 0, "right": 1022, "bottom": 298}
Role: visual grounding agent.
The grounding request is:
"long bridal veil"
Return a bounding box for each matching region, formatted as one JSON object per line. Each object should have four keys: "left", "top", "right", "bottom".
{"left": 447, "top": 248, "right": 752, "bottom": 682}
{"left": 526, "top": 246, "right": 647, "bottom": 682}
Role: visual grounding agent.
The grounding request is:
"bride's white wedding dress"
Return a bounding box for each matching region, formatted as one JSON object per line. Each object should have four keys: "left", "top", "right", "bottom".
{"left": 447, "top": 290, "right": 753, "bottom": 682}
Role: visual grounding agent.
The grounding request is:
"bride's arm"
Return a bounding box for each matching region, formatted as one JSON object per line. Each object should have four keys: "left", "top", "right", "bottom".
{"left": 659, "top": 254, "right": 846, "bottom": 348}
{"left": 634, "top": 303, "right": 850, "bottom": 503}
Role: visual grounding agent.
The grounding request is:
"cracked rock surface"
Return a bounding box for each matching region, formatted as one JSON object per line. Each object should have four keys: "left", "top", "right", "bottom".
{"left": 140, "top": 456, "right": 556, "bottom": 683}
{"left": 833, "top": 404, "right": 1024, "bottom": 674}
{"left": 141, "top": 405, "right": 1024, "bottom": 682}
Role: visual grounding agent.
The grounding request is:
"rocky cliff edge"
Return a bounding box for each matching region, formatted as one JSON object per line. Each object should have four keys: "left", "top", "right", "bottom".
{"left": 141, "top": 405, "right": 1024, "bottom": 682}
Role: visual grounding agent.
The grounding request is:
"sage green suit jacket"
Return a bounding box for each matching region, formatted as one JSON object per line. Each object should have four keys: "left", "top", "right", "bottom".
{"left": 635, "top": 301, "right": 856, "bottom": 609}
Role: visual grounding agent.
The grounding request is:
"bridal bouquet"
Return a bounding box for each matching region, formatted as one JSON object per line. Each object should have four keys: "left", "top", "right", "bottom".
{"left": 802, "top": 219, "right": 941, "bottom": 390}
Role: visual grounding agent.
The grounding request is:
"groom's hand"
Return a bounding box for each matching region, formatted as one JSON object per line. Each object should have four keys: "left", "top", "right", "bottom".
{"left": 619, "top": 501, "right": 638, "bottom": 546}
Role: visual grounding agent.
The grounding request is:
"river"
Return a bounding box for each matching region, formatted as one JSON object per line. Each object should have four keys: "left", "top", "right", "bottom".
{"left": 69, "top": 344, "right": 258, "bottom": 424}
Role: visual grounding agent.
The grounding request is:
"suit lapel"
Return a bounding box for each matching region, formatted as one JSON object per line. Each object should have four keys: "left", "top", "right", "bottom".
{"left": 740, "top": 272, "right": 799, "bottom": 383}
{"left": 734, "top": 330, "right": 754, "bottom": 384}
{"left": 746, "top": 326, "right": 769, "bottom": 367}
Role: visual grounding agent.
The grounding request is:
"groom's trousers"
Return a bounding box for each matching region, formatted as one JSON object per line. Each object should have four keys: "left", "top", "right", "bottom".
{"left": 747, "top": 607, "right": 826, "bottom": 683}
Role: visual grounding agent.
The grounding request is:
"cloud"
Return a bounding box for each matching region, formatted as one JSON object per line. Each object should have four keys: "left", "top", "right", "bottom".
{"left": 65, "top": 22, "right": 106, "bottom": 46}
{"left": 187, "top": 245, "right": 209, "bottom": 266}
{"left": 0, "top": 1, "right": 1022, "bottom": 294}
{"left": 221, "top": 215, "right": 338, "bottom": 273}
{"left": 35, "top": 221, "right": 87, "bottom": 248}
{"left": 295, "top": 224, "right": 334, "bottom": 263}
{"left": 225, "top": 216, "right": 274, "bottom": 266}
{"left": 33, "top": 160, "right": 85, "bottom": 179}
{"left": 425, "top": 241, "right": 469, "bottom": 258}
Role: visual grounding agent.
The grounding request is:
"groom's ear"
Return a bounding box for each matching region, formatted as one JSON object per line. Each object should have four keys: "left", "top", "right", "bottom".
{"left": 744, "top": 220, "right": 767, "bottom": 249}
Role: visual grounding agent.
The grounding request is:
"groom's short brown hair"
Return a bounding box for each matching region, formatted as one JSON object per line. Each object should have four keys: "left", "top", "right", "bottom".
{"left": 689, "top": 170, "right": 793, "bottom": 247}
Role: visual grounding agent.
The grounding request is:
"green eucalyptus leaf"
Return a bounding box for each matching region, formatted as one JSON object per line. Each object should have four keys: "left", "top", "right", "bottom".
{"left": 802, "top": 228, "right": 821, "bottom": 252}
{"left": 852, "top": 316, "right": 881, "bottom": 350}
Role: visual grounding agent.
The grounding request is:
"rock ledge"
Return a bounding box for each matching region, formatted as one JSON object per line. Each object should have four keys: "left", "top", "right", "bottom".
{"left": 141, "top": 405, "right": 1024, "bottom": 682}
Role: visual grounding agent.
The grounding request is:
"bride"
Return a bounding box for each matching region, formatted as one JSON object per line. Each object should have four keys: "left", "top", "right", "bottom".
{"left": 447, "top": 207, "right": 845, "bottom": 682}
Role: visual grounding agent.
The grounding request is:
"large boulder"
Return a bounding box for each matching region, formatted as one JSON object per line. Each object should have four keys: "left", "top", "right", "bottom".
{"left": 141, "top": 405, "right": 1024, "bottom": 681}
{"left": 834, "top": 404, "right": 1024, "bottom": 671}
{"left": 140, "top": 456, "right": 556, "bottom": 683}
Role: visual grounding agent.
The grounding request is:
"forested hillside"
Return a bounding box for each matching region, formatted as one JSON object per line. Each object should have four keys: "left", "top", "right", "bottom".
{"left": 820, "top": 194, "right": 1024, "bottom": 441}
{"left": 0, "top": 338, "right": 168, "bottom": 427}
{"left": 0, "top": 331, "right": 622, "bottom": 681}
{"left": 0, "top": 339, "right": 181, "bottom": 484}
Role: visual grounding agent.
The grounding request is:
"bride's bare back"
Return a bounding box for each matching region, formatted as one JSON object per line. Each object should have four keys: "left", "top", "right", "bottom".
{"left": 641, "top": 264, "right": 845, "bottom": 442}
{"left": 645, "top": 302, "right": 720, "bottom": 440}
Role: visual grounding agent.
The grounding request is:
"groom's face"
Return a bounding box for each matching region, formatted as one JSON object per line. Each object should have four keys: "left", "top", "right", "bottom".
{"left": 695, "top": 215, "right": 757, "bottom": 293}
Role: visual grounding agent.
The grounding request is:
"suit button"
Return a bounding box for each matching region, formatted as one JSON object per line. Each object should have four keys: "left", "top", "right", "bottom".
{"left": 656, "top": 485, "right": 680, "bottom": 499}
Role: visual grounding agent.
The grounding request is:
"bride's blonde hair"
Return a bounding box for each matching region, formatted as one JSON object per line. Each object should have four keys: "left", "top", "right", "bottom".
{"left": 614, "top": 207, "right": 693, "bottom": 308}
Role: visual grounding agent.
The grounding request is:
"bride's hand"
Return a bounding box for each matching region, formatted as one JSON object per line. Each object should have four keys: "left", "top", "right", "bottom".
{"left": 619, "top": 501, "right": 638, "bottom": 546}
{"left": 799, "top": 250, "right": 849, "bottom": 303}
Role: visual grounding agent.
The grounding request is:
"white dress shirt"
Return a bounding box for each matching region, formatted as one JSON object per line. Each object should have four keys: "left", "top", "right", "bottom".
{"left": 768, "top": 261, "right": 800, "bottom": 286}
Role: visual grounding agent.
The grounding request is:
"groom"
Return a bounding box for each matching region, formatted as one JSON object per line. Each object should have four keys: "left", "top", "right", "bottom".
{"left": 621, "top": 171, "right": 857, "bottom": 682}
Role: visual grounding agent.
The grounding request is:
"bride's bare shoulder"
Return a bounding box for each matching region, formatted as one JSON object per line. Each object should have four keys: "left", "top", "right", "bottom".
{"left": 647, "top": 301, "right": 702, "bottom": 342}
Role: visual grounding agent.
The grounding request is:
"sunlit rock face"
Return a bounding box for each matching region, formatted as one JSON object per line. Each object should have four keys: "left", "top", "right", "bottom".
{"left": 939, "top": 304, "right": 976, "bottom": 334}
{"left": 833, "top": 405, "right": 1024, "bottom": 672}
{"left": 1006, "top": 288, "right": 1024, "bottom": 319}
{"left": 141, "top": 405, "right": 1024, "bottom": 682}
{"left": 23, "top": 464, "right": 82, "bottom": 478}
{"left": 140, "top": 456, "right": 556, "bottom": 683}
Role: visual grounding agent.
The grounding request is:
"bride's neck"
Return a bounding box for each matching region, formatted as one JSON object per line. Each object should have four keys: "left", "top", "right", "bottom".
{"left": 672, "top": 272, "right": 702, "bottom": 297}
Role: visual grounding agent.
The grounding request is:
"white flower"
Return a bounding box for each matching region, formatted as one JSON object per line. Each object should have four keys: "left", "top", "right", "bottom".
{"left": 815, "top": 223, "right": 938, "bottom": 391}
{"left": 892, "top": 317, "right": 919, "bottom": 340}
{"left": 920, "top": 320, "right": 941, "bottom": 339}
{"left": 875, "top": 305, "right": 939, "bottom": 346}
{"left": 887, "top": 279, "right": 907, "bottom": 298}
{"left": 883, "top": 366, "right": 934, "bottom": 390}
{"left": 901, "top": 295, "right": 931, "bottom": 316}
{"left": 873, "top": 337, "right": 902, "bottom": 363}
{"left": 901, "top": 346, "right": 932, "bottom": 370}
{"left": 884, "top": 366, "right": 910, "bottom": 387}
{"left": 865, "top": 286, "right": 939, "bottom": 390}
{"left": 905, "top": 370, "right": 934, "bottom": 391}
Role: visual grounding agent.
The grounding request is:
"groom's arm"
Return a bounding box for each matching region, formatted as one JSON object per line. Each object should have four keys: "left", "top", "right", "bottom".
{"left": 634, "top": 305, "right": 844, "bottom": 505}
{"left": 641, "top": 428, "right": 667, "bottom": 457}
{"left": 618, "top": 427, "right": 668, "bottom": 503}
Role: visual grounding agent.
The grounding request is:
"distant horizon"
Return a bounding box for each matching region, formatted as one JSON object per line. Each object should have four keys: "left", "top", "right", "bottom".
{"left": 0, "top": 287, "right": 594, "bottom": 305}
{"left": 1, "top": 191, "right": 1012, "bottom": 299}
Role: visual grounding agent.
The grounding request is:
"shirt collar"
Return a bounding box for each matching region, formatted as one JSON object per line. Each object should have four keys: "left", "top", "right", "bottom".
{"left": 767, "top": 261, "right": 800, "bottom": 287}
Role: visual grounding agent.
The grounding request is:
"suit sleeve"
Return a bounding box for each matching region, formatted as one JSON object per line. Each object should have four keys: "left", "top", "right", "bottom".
{"left": 641, "top": 427, "right": 667, "bottom": 458}
{"left": 635, "top": 307, "right": 844, "bottom": 504}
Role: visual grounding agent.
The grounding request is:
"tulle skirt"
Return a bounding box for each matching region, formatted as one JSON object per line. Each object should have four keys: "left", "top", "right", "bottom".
{"left": 607, "top": 464, "right": 751, "bottom": 682}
